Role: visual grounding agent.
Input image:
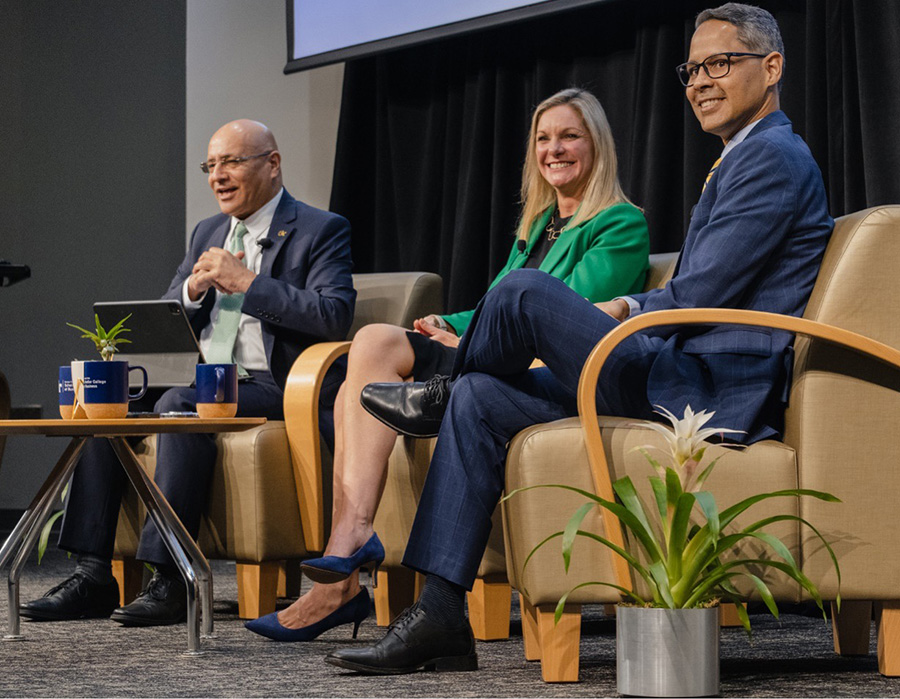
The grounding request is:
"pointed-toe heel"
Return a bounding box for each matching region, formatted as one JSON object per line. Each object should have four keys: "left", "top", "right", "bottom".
{"left": 244, "top": 588, "right": 371, "bottom": 642}
{"left": 302, "top": 532, "right": 386, "bottom": 585}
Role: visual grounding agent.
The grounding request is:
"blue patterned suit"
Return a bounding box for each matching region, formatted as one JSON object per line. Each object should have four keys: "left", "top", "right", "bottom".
{"left": 402, "top": 110, "right": 834, "bottom": 589}
{"left": 59, "top": 191, "right": 355, "bottom": 566}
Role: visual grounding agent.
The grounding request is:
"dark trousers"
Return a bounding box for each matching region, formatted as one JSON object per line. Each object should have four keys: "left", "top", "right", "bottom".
{"left": 58, "top": 370, "right": 284, "bottom": 566}
{"left": 402, "top": 269, "right": 661, "bottom": 589}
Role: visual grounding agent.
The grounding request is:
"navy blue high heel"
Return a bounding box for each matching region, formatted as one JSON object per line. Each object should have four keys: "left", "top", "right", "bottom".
{"left": 301, "top": 532, "right": 385, "bottom": 586}
{"left": 244, "top": 588, "right": 370, "bottom": 642}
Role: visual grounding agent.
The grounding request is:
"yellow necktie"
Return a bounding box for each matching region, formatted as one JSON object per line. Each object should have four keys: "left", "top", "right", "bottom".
{"left": 702, "top": 157, "right": 722, "bottom": 193}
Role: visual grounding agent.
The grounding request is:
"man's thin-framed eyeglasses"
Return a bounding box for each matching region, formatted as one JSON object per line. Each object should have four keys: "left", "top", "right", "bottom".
{"left": 675, "top": 52, "right": 768, "bottom": 87}
{"left": 200, "top": 151, "right": 273, "bottom": 174}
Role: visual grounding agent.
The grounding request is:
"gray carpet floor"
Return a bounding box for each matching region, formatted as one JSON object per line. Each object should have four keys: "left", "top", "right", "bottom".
{"left": 0, "top": 548, "right": 898, "bottom": 697}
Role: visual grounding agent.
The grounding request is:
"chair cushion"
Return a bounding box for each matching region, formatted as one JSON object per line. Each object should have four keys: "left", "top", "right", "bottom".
{"left": 114, "top": 423, "right": 308, "bottom": 562}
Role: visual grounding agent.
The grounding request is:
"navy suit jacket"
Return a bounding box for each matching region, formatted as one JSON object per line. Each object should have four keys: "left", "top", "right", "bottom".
{"left": 163, "top": 190, "right": 355, "bottom": 389}
{"left": 630, "top": 111, "right": 833, "bottom": 442}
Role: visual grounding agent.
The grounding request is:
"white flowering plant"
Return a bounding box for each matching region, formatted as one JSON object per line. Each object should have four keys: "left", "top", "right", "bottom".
{"left": 506, "top": 405, "right": 842, "bottom": 632}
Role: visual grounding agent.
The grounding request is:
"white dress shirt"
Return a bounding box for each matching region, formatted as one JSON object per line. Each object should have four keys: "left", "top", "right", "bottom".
{"left": 182, "top": 188, "right": 284, "bottom": 371}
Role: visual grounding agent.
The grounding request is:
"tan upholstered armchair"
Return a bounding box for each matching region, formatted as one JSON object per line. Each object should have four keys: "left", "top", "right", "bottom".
{"left": 372, "top": 253, "right": 679, "bottom": 639}
{"left": 113, "top": 272, "right": 443, "bottom": 619}
{"left": 502, "top": 205, "right": 900, "bottom": 681}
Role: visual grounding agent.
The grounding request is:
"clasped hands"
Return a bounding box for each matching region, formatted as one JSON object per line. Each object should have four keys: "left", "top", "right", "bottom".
{"left": 187, "top": 248, "right": 256, "bottom": 301}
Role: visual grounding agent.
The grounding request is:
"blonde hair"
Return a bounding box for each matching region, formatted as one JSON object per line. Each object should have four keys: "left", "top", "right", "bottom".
{"left": 517, "top": 88, "right": 631, "bottom": 243}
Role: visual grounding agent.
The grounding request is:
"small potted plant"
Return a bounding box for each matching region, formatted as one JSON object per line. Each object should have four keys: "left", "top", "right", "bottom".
{"left": 67, "top": 313, "right": 147, "bottom": 419}
{"left": 68, "top": 313, "right": 133, "bottom": 361}
{"left": 506, "top": 405, "right": 841, "bottom": 697}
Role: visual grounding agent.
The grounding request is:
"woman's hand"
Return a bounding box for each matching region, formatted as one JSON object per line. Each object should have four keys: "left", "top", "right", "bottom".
{"left": 413, "top": 314, "right": 450, "bottom": 334}
{"left": 414, "top": 315, "right": 460, "bottom": 348}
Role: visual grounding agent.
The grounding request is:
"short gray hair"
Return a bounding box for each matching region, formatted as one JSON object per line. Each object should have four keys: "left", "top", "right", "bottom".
{"left": 696, "top": 3, "right": 785, "bottom": 56}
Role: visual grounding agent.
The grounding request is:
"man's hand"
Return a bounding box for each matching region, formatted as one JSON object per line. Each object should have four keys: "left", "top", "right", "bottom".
{"left": 188, "top": 248, "right": 256, "bottom": 300}
{"left": 413, "top": 315, "right": 460, "bottom": 349}
{"left": 594, "top": 298, "right": 630, "bottom": 322}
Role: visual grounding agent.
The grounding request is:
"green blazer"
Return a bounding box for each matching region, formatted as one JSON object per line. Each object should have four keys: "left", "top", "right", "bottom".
{"left": 443, "top": 202, "right": 649, "bottom": 335}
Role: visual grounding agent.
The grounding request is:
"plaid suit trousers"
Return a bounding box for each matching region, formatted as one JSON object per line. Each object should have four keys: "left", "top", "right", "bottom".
{"left": 403, "top": 269, "right": 662, "bottom": 588}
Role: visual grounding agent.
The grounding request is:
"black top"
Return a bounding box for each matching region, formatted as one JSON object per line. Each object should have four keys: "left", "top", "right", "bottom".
{"left": 524, "top": 211, "right": 571, "bottom": 269}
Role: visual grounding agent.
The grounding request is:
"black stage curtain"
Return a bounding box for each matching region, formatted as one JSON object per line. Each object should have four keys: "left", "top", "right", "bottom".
{"left": 330, "top": 0, "right": 900, "bottom": 316}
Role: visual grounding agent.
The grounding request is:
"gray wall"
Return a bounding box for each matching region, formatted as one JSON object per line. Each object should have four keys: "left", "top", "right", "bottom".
{"left": 0, "top": 1, "right": 343, "bottom": 509}
{"left": 0, "top": 1, "right": 187, "bottom": 508}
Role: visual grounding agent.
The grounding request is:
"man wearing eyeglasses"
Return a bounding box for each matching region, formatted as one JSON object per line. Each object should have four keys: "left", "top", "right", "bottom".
{"left": 22, "top": 119, "right": 355, "bottom": 627}
{"left": 330, "top": 4, "right": 833, "bottom": 675}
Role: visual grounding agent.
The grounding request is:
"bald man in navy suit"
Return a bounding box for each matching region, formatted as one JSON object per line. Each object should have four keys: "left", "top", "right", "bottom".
{"left": 23, "top": 120, "right": 355, "bottom": 626}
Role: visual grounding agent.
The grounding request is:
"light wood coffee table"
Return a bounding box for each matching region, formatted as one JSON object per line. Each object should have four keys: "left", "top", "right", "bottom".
{"left": 0, "top": 417, "right": 265, "bottom": 654}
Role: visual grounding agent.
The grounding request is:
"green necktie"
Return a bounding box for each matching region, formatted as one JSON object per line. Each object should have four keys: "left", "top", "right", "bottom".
{"left": 206, "top": 221, "right": 248, "bottom": 367}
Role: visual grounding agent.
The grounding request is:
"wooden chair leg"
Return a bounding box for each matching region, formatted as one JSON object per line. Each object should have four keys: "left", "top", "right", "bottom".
{"left": 520, "top": 595, "right": 541, "bottom": 661}
{"left": 719, "top": 602, "right": 746, "bottom": 627}
{"left": 236, "top": 562, "right": 279, "bottom": 619}
{"left": 111, "top": 556, "right": 143, "bottom": 607}
{"left": 877, "top": 601, "right": 900, "bottom": 675}
{"left": 374, "top": 568, "right": 424, "bottom": 626}
{"left": 276, "top": 560, "right": 302, "bottom": 599}
{"left": 833, "top": 600, "right": 872, "bottom": 656}
{"left": 537, "top": 603, "right": 581, "bottom": 683}
{"left": 467, "top": 579, "right": 511, "bottom": 641}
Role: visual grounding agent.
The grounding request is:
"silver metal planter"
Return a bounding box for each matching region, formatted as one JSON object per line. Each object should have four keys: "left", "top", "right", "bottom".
{"left": 617, "top": 606, "right": 719, "bottom": 697}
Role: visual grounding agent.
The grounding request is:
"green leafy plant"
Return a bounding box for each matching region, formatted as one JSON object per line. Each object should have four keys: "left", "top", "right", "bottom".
{"left": 67, "top": 313, "right": 132, "bottom": 361}
{"left": 505, "top": 405, "right": 842, "bottom": 633}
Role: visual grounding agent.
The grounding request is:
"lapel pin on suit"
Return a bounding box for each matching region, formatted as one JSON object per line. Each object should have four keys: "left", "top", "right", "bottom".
{"left": 277, "top": 229, "right": 287, "bottom": 237}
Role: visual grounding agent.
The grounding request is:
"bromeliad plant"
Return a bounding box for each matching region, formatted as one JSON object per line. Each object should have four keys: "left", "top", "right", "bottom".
{"left": 506, "top": 405, "right": 841, "bottom": 632}
{"left": 67, "top": 313, "right": 132, "bottom": 361}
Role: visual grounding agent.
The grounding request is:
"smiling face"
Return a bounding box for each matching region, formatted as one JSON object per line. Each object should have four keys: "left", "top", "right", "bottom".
{"left": 206, "top": 120, "right": 282, "bottom": 220}
{"left": 535, "top": 104, "right": 595, "bottom": 203}
{"left": 686, "top": 19, "right": 782, "bottom": 142}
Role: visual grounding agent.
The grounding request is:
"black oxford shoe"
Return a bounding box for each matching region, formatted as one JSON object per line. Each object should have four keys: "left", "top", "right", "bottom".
{"left": 110, "top": 571, "right": 187, "bottom": 627}
{"left": 325, "top": 602, "right": 477, "bottom": 675}
{"left": 20, "top": 572, "right": 119, "bottom": 621}
{"left": 359, "top": 374, "right": 451, "bottom": 438}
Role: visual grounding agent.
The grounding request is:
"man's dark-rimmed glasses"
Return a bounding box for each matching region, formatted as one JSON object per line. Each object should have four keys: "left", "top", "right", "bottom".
{"left": 676, "top": 52, "right": 768, "bottom": 87}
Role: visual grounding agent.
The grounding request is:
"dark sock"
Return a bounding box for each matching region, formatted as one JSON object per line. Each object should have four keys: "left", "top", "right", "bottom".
{"left": 74, "top": 554, "right": 114, "bottom": 585}
{"left": 418, "top": 574, "right": 466, "bottom": 627}
{"left": 154, "top": 563, "right": 184, "bottom": 587}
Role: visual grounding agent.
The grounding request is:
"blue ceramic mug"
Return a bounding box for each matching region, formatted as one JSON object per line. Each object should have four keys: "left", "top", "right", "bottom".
{"left": 195, "top": 363, "right": 238, "bottom": 418}
{"left": 59, "top": 365, "right": 76, "bottom": 419}
{"left": 78, "top": 360, "right": 148, "bottom": 419}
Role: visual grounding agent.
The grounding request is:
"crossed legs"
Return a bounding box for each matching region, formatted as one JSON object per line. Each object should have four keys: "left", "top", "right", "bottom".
{"left": 276, "top": 323, "right": 420, "bottom": 629}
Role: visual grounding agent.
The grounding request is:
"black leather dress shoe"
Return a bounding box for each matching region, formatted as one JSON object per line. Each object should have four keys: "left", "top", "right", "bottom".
{"left": 110, "top": 571, "right": 187, "bottom": 627}
{"left": 20, "top": 572, "right": 119, "bottom": 621}
{"left": 325, "top": 602, "right": 477, "bottom": 675}
{"left": 360, "top": 375, "right": 451, "bottom": 438}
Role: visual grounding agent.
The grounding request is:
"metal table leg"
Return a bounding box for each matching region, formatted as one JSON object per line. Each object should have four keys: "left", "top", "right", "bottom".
{"left": 108, "top": 438, "right": 214, "bottom": 655}
{"left": 1, "top": 437, "right": 86, "bottom": 640}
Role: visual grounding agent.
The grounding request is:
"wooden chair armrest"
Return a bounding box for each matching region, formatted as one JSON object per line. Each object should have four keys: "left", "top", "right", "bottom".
{"left": 283, "top": 341, "right": 351, "bottom": 552}
{"left": 575, "top": 308, "right": 900, "bottom": 591}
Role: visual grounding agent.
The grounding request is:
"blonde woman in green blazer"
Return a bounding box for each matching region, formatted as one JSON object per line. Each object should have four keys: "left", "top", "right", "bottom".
{"left": 246, "top": 88, "right": 649, "bottom": 641}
